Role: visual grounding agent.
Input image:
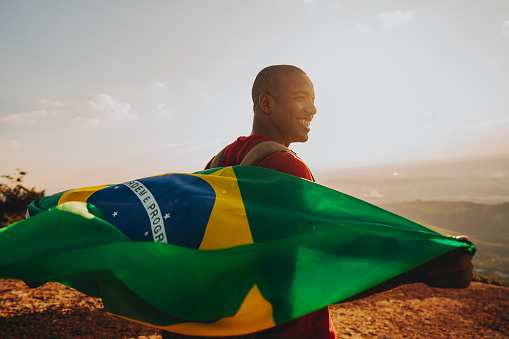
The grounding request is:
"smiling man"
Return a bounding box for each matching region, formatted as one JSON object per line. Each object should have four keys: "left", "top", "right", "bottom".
{"left": 200, "top": 65, "right": 336, "bottom": 338}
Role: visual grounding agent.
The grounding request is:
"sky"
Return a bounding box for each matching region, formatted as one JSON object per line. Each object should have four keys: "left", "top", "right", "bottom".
{"left": 1, "top": 0, "right": 508, "bottom": 192}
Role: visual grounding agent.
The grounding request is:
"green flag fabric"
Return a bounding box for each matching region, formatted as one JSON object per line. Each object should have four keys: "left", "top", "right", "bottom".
{"left": 0, "top": 166, "right": 475, "bottom": 336}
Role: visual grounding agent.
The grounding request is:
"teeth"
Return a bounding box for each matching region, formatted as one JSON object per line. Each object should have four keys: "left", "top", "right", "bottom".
{"left": 298, "top": 119, "right": 310, "bottom": 127}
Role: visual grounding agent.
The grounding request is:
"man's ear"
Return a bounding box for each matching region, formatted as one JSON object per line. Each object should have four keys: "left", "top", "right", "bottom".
{"left": 259, "top": 94, "right": 272, "bottom": 114}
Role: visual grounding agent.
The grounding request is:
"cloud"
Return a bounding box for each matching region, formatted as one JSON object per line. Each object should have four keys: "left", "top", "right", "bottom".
{"left": 38, "top": 99, "right": 66, "bottom": 107}
{"left": 502, "top": 20, "right": 509, "bottom": 35}
{"left": 201, "top": 93, "right": 213, "bottom": 101}
{"left": 163, "top": 141, "right": 203, "bottom": 149}
{"left": 154, "top": 103, "right": 171, "bottom": 117}
{"left": 303, "top": 0, "right": 316, "bottom": 7}
{"left": 0, "top": 139, "right": 21, "bottom": 150}
{"left": 0, "top": 100, "right": 66, "bottom": 125}
{"left": 88, "top": 94, "right": 132, "bottom": 120}
{"left": 377, "top": 10, "right": 414, "bottom": 29}
{"left": 0, "top": 110, "right": 51, "bottom": 124}
{"left": 350, "top": 24, "right": 373, "bottom": 35}
{"left": 153, "top": 82, "right": 166, "bottom": 89}
{"left": 75, "top": 94, "right": 134, "bottom": 125}
{"left": 461, "top": 117, "right": 509, "bottom": 130}
{"left": 72, "top": 116, "right": 100, "bottom": 126}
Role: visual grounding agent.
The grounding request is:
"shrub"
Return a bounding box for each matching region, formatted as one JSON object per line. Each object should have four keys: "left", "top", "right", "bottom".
{"left": 0, "top": 170, "right": 45, "bottom": 228}
{"left": 472, "top": 274, "right": 506, "bottom": 286}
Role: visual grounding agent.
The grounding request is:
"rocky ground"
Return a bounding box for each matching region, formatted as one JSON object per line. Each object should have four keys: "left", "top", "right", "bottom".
{"left": 0, "top": 279, "right": 507, "bottom": 338}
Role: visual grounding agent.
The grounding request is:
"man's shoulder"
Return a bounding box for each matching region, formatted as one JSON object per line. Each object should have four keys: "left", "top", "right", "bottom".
{"left": 258, "top": 150, "right": 313, "bottom": 181}
{"left": 221, "top": 134, "right": 277, "bottom": 166}
{"left": 206, "top": 135, "right": 267, "bottom": 169}
{"left": 229, "top": 134, "right": 274, "bottom": 151}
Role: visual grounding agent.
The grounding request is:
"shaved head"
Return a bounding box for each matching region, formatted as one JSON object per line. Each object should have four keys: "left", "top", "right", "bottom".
{"left": 252, "top": 65, "right": 307, "bottom": 111}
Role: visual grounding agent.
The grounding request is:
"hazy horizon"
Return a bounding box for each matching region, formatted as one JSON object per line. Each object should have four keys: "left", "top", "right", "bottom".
{"left": 1, "top": 1, "right": 508, "bottom": 192}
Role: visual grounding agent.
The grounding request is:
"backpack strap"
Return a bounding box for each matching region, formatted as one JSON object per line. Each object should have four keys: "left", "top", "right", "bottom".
{"left": 239, "top": 141, "right": 289, "bottom": 166}
{"left": 209, "top": 140, "right": 289, "bottom": 168}
{"left": 242, "top": 141, "right": 315, "bottom": 181}
{"left": 209, "top": 144, "right": 229, "bottom": 168}
{"left": 209, "top": 140, "right": 314, "bottom": 180}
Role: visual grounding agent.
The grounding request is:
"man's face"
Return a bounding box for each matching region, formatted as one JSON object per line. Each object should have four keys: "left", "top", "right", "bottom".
{"left": 270, "top": 73, "right": 317, "bottom": 146}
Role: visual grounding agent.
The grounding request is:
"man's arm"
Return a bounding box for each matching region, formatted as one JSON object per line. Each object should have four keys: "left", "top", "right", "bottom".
{"left": 342, "top": 238, "right": 474, "bottom": 302}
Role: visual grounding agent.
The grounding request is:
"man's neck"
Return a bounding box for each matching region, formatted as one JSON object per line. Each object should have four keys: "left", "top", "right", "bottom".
{"left": 251, "top": 121, "right": 288, "bottom": 147}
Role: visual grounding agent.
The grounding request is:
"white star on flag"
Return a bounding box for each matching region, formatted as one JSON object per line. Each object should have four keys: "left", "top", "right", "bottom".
{"left": 112, "top": 211, "right": 118, "bottom": 217}
{"left": 114, "top": 186, "right": 120, "bottom": 189}
{"left": 144, "top": 232, "right": 149, "bottom": 236}
{"left": 163, "top": 213, "right": 171, "bottom": 220}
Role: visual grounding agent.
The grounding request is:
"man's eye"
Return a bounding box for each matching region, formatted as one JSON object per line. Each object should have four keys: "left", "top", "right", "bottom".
{"left": 296, "top": 96, "right": 305, "bottom": 101}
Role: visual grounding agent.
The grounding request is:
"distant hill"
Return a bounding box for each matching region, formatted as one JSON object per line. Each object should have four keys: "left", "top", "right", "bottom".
{"left": 315, "top": 153, "right": 509, "bottom": 205}
{"left": 380, "top": 201, "right": 509, "bottom": 243}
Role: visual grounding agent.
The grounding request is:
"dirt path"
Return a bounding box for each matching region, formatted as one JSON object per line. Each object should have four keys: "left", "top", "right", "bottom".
{"left": 1, "top": 279, "right": 507, "bottom": 338}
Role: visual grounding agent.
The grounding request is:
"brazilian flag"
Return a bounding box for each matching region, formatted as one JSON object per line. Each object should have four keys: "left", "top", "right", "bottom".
{"left": 0, "top": 166, "right": 475, "bottom": 336}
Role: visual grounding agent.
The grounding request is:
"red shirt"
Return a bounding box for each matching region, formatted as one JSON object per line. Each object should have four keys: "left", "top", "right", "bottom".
{"left": 206, "top": 134, "right": 336, "bottom": 339}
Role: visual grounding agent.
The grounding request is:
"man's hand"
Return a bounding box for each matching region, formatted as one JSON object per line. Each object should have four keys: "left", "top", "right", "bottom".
{"left": 416, "top": 236, "right": 474, "bottom": 289}
{"left": 342, "top": 236, "right": 474, "bottom": 303}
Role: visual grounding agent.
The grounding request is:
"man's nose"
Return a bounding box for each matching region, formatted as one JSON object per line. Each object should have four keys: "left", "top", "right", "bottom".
{"left": 306, "top": 102, "right": 317, "bottom": 115}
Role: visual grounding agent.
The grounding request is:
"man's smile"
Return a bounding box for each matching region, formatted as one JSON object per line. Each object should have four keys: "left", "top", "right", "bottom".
{"left": 297, "top": 117, "right": 312, "bottom": 129}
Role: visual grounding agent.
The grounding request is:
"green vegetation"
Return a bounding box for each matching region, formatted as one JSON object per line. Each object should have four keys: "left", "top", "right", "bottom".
{"left": 0, "top": 170, "right": 45, "bottom": 228}
{"left": 472, "top": 274, "right": 506, "bottom": 286}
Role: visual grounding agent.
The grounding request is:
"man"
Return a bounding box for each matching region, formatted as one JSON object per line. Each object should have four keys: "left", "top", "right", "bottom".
{"left": 165, "top": 65, "right": 474, "bottom": 338}
{"left": 203, "top": 66, "right": 333, "bottom": 339}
